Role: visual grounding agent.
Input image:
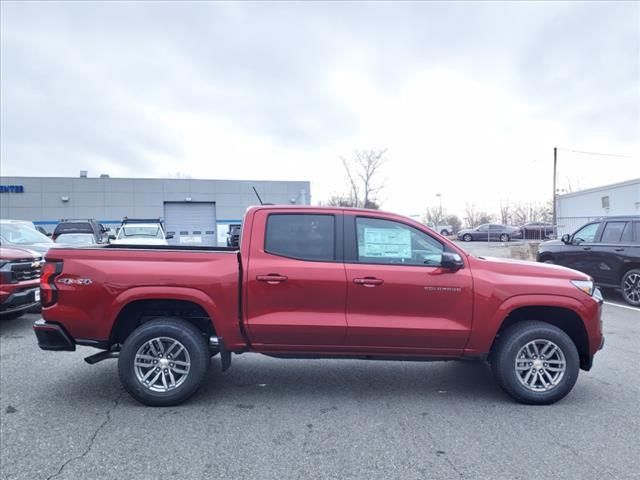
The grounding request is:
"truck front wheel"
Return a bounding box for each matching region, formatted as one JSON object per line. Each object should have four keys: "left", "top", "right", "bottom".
{"left": 491, "top": 321, "right": 580, "bottom": 405}
{"left": 118, "top": 318, "right": 210, "bottom": 406}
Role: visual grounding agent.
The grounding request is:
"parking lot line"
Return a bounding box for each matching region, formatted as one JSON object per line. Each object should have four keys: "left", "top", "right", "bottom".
{"left": 603, "top": 301, "right": 640, "bottom": 312}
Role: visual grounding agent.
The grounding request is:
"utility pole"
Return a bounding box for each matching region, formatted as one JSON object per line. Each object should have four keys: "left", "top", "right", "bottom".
{"left": 552, "top": 147, "right": 557, "bottom": 227}
{"left": 436, "top": 193, "right": 442, "bottom": 222}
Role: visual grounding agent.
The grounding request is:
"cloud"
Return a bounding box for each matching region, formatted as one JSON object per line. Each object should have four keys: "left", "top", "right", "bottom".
{"left": 1, "top": 1, "right": 638, "bottom": 216}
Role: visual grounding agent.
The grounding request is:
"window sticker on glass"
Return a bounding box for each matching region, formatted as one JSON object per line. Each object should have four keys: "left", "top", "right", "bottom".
{"left": 362, "top": 227, "right": 411, "bottom": 258}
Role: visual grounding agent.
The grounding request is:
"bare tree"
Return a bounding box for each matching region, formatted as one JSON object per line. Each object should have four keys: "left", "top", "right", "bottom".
{"left": 444, "top": 214, "right": 462, "bottom": 234}
{"left": 324, "top": 195, "right": 356, "bottom": 207}
{"left": 499, "top": 201, "right": 512, "bottom": 225}
{"left": 340, "top": 149, "right": 388, "bottom": 209}
{"left": 423, "top": 206, "right": 445, "bottom": 225}
{"left": 464, "top": 203, "right": 493, "bottom": 228}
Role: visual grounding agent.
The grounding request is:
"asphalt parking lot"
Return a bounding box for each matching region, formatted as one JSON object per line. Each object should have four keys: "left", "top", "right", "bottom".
{"left": 1, "top": 297, "right": 638, "bottom": 480}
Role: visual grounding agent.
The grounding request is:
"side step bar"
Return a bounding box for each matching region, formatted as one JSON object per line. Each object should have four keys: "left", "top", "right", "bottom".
{"left": 84, "top": 350, "right": 119, "bottom": 364}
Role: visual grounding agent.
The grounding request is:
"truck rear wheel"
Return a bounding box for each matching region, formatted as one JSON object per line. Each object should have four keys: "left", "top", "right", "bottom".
{"left": 118, "top": 318, "right": 210, "bottom": 406}
{"left": 491, "top": 321, "right": 579, "bottom": 405}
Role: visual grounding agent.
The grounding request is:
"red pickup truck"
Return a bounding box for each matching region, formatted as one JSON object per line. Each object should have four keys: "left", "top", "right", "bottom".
{"left": 34, "top": 206, "right": 604, "bottom": 406}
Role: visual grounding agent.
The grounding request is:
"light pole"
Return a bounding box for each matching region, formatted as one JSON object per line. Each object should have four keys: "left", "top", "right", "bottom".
{"left": 436, "top": 193, "right": 442, "bottom": 222}
{"left": 552, "top": 147, "right": 557, "bottom": 228}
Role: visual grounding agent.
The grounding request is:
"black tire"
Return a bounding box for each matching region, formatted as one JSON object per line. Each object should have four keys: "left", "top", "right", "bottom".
{"left": 621, "top": 269, "right": 640, "bottom": 306}
{"left": 118, "top": 318, "right": 210, "bottom": 406}
{"left": 440, "top": 229, "right": 449, "bottom": 236}
{"left": 499, "top": 233, "right": 510, "bottom": 242}
{"left": 491, "top": 321, "right": 580, "bottom": 405}
{"left": 463, "top": 234, "right": 472, "bottom": 242}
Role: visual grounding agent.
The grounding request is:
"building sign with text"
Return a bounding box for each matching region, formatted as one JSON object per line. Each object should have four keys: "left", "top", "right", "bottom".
{"left": 0, "top": 185, "right": 24, "bottom": 193}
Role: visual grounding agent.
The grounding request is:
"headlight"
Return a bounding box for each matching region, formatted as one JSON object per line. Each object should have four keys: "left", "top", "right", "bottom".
{"left": 571, "top": 279, "right": 594, "bottom": 296}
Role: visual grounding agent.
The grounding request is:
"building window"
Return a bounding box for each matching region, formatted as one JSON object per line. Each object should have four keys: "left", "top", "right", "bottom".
{"left": 601, "top": 196, "right": 610, "bottom": 209}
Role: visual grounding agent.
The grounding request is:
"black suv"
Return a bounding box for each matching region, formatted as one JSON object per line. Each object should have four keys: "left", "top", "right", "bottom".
{"left": 537, "top": 216, "right": 640, "bottom": 306}
{"left": 52, "top": 219, "right": 110, "bottom": 244}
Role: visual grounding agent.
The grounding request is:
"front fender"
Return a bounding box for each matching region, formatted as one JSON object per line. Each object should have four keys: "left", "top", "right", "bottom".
{"left": 464, "top": 294, "right": 590, "bottom": 356}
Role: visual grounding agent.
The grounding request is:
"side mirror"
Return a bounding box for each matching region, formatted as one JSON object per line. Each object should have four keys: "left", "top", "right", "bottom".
{"left": 441, "top": 252, "right": 464, "bottom": 270}
{"left": 165, "top": 233, "right": 174, "bottom": 240}
{"left": 561, "top": 234, "right": 571, "bottom": 244}
{"left": 108, "top": 235, "right": 116, "bottom": 240}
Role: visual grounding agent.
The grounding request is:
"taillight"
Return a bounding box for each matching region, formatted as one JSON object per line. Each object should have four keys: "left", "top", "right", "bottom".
{"left": 41, "top": 261, "right": 63, "bottom": 307}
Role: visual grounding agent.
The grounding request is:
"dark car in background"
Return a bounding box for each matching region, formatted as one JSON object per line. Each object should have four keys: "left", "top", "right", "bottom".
{"left": 522, "top": 222, "right": 556, "bottom": 240}
{"left": 52, "top": 219, "right": 109, "bottom": 243}
{"left": 537, "top": 216, "right": 640, "bottom": 306}
{"left": 226, "top": 224, "right": 241, "bottom": 247}
{"left": 457, "top": 223, "right": 522, "bottom": 242}
{"left": 0, "top": 246, "right": 42, "bottom": 319}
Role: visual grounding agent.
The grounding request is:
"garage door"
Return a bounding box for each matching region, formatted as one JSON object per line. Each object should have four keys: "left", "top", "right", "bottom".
{"left": 163, "top": 202, "right": 217, "bottom": 246}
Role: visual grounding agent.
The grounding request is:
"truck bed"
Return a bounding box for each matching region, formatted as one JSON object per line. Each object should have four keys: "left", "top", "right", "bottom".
{"left": 43, "top": 246, "right": 243, "bottom": 346}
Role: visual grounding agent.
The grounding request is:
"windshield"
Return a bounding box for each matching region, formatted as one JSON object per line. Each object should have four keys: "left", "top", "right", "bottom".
{"left": 56, "top": 233, "right": 96, "bottom": 244}
{"left": 0, "top": 223, "right": 53, "bottom": 245}
{"left": 118, "top": 225, "right": 164, "bottom": 239}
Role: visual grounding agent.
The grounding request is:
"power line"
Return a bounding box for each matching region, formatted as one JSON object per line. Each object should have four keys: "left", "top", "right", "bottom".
{"left": 557, "top": 148, "right": 639, "bottom": 159}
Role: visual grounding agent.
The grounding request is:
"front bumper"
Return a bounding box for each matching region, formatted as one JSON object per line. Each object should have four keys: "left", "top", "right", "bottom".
{"left": 33, "top": 318, "right": 76, "bottom": 351}
{"left": 0, "top": 287, "right": 40, "bottom": 316}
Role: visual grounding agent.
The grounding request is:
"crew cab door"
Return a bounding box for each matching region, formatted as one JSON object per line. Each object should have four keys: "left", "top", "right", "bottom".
{"left": 343, "top": 215, "right": 473, "bottom": 353}
{"left": 245, "top": 210, "right": 347, "bottom": 347}
{"left": 558, "top": 222, "right": 603, "bottom": 278}
{"left": 589, "top": 220, "right": 633, "bottom": 286}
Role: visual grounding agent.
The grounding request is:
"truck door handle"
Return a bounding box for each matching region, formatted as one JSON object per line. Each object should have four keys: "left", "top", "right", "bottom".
{"left": 614, "top": 248, "right": 624, "bottom": 252}
{"left": 583, "top": 247, "right": 591, "bottom": 251}
{"left": 353, "top": 277, "right": 384, "bottom": 287}
{"left": 256, "top": 274, "right": 288, "bottom": 284}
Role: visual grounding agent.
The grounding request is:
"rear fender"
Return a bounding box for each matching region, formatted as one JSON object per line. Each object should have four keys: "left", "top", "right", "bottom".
{"left": 109, "top": 286, "right": 225, "bottom": 339}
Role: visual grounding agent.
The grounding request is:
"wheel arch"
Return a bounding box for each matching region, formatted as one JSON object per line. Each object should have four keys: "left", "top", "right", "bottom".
{"left": 621, "top": 262, "right": 640, "bottom": 277}
{"left": 108, "top": 287, "right": 222, "bottom": 347}
{"left": 489, "top": 305, "right": 590, "bottom": 370}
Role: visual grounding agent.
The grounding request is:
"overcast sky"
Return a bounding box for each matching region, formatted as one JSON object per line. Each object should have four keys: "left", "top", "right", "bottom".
{"left": 1, "top": 1, "right": 639, "bottom": 217}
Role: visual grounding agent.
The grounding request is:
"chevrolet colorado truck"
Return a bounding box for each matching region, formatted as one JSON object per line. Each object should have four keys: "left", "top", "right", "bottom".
{"left": 33, "top": 206, "right": 604, "bottom": 406}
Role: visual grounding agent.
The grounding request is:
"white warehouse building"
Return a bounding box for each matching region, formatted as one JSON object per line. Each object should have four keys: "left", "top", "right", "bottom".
{"left": 556, "top": 178, "right": 640, "bottom": 235}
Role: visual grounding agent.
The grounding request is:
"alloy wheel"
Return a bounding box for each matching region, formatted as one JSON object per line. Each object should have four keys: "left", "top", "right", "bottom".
{"left": 134, "top": 337, "right": 191, "bottom": 392}
{"left": 623, "top": 273, "right": 640, "bottom": 305}
{"left": 515, "top": 339, "right": 566, "bottom": 392}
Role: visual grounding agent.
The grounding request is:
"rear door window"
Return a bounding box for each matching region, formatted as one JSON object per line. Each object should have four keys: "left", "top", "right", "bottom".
{"left": 265, "top": 214, "right": 335, "bottom": 261}
{"left": 600, "top": 221, "right": 628, "bottom": 243}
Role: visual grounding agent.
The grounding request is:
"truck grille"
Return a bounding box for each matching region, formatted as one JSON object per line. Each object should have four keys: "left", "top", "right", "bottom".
{"left": 11, "top": 260, "right": 42, "bottom": 281}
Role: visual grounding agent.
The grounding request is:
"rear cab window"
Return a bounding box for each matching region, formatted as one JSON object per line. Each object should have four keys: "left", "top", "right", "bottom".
{"left": 265, "top": 214, "right": 336, "bottom": 261}
{"left": 54, "top": 222, "right": 93, "bottom": 235}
